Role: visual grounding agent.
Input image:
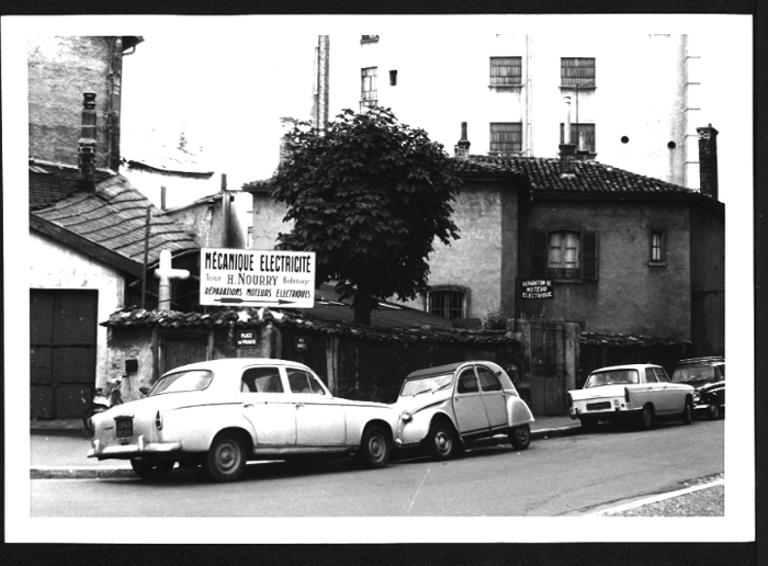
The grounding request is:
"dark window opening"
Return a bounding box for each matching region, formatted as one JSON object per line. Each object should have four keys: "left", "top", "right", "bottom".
{"left": 490, "top": 56, "right": 522, "bottom": 88}
{"left": 561, "top": 57, "right": 596, "bottom": 88}
{"left": 531, "top": 229, "right": 598, "bottom": 281}
{"left": 389, "top": 69, "right": 398, "bottom": 86}
{"left": 490, "top": 122, "right": 523, "bottom": 155}
{"left": 428, "top": 287, "right": 467, "bottom": 320}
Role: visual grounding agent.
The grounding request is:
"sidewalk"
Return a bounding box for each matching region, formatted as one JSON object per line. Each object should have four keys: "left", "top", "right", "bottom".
{"left": 30, "top": 414, "right": 581, "bottom": 479}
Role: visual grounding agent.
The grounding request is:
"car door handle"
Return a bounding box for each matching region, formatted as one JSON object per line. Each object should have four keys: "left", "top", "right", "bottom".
{"left": 244, "top": 403, "right": 254, "bottom": 408}
{"left": 294, "top": 403, "right": 305, "bottom": 408}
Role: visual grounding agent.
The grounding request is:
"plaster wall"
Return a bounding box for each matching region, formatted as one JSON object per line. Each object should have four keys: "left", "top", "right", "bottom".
{"left": 29, "top": 232, "right": 126, "bottom": 388}
{"left": 250, "top": 195, "right": 291, "bottom": 251}
{"left": 28, "top": 36, "right": 115, "bottom": 168}
{"left": 328, "top": 33, "right": 697, "bottom": 187}
{"left": 521, "top": 200, "right": 692, "bottom": 338}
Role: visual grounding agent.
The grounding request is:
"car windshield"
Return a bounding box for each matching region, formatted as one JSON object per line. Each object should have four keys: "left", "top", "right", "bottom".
{"left": 148, "top": 370, "right": 213, "bottom": 396}
{"left": 585, "top": 369, "right": 639, "bottom": 388}
{"left": 399, "top": 373, "right": 453, "bottom": 397}
{"left": 671, "top": 365, "right": 718, "bottom": 384}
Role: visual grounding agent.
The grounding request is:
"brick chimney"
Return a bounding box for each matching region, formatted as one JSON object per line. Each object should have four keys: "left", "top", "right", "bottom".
{"left": 697, "top": 124, "right": 719, "bottom": 199}
{"left": 454, "top": 122, "right": 471, "bottom": 158}
{"left": 559, "top": 96, "right": 576, "bottom": 178}
{"left": 78, "top": 91, "right": 97, "bottom": 190}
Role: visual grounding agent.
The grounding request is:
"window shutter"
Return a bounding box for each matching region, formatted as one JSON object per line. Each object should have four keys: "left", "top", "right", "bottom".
{"left": 531, "top": 230, "right": 548, "bottom": 278}
{"left": 581, "top": 231, "right": 598, "bottom": 280}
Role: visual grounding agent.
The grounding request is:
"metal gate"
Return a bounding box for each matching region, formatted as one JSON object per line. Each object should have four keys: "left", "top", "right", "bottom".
{"left": 30, "top": 289, "right": 97, "bottom": 419}
{"left": 528, "top": 321, "right": 566, "bottom": 415}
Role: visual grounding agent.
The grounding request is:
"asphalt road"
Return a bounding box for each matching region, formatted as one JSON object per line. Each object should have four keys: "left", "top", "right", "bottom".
{"left": 30, "top": 419, "right": 723, "bottom": 517}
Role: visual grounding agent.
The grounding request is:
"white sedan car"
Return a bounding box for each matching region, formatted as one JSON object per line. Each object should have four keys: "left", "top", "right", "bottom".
{"left": 393, "top": 361, "right": 535, "bottom": 459}
{"left": 567, "top": 363, "right": 696, "bottom": 430}
{"left": 88, "top": 358, "right": 400, "bottom": 482}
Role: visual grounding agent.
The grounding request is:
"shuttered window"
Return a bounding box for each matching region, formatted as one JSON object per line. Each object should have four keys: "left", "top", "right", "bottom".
{"left": 561, "top": 57, "right": 596, "bottom": 88}
{"left": 360, "top": 67, "right": 378, "bottom": 107}
{"left": 490, "top": 56, "right": 522, "bottom": 87}
{"left": 531, "top": 230, "right": 598, "bottom": 281}
{"left": 559, "top": 123, "right": 596, "bottom": 153}
{"left": 490, "top": 122, "right": 523, "bottom": 155}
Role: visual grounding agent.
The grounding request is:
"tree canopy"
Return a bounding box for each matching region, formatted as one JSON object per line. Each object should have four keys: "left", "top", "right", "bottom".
{"left": 271, "top": 106, "right": 461, "bottom": 325}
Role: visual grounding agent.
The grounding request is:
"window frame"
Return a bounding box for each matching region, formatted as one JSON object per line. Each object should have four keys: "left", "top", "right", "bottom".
{"left": 560, "top": 57, "right": 596, "bottom": 89}
{"left": 530, "top": 228, "right": 599, "bottom": 282}
{"left": 426, "top": 285, "right": 469, "bottom": 321}
{"left": 360, "top": 66, "right": 378, "bottom": 108}
{"left": 649, "top": 229, "right": 667, "bottom": 266}
{"left": 559, "top": 122, "right": 596, "bottom": 154}
{"left": 489, "top": 56, "right": 523, "bottom": 89}
{"left": 489, "top": 122, "right": 523, "bottom": 156}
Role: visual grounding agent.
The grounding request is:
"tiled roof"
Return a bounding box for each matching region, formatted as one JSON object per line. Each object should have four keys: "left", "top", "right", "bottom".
{"left": 30, "top": 161, "right": 199, "bottom": 267}
{"left": 244, "top": 154, "right": 710, "bottom": 200}
{"left": 455, "top": 155, "right": 700, "bottom": 196}
{"left": 102, "top": 305, "right": 515, "bottom": 345}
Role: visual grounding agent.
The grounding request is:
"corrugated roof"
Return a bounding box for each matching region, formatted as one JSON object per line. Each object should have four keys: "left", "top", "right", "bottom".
{"left": 30, "top": 161, "right": 199, "bottom": 267}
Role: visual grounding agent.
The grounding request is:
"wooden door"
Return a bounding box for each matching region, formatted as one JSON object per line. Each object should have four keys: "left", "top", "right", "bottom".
{"left": 159, "top": 334, "right": 209, "bottom": 375}
{"left": 30, "top": 290, "right": 97, "bottom": 418}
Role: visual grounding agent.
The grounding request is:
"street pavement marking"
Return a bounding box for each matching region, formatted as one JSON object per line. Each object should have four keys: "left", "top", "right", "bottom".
{"left": 588, "top": 478, "right": 725, "bottom": 516}
{"left": 408, "top": 466, "right": 431, "bottom": 514}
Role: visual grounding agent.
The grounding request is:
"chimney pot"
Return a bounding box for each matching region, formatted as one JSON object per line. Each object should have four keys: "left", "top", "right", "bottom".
{"left": 697, "top": 124, "right": 719, "bottom": 199}
{"left": 78, "top": 91, "right": 97, "bottom": 190}
{"left": 454, "top": 121, "right": 471, "bottom": 158}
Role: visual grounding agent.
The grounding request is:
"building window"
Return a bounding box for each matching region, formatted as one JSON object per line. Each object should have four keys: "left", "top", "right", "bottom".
{"left": 246, "top": 226, "right": 253, "bottom": 249}
{"left": 531, "top": 229, "right": 599, "bottom": 281}
{"left": 560, "top": 123, "right": 596, "bottom": 153}
{"left": 490, "top": 122, "right": 523, "bottom": 155}
{"left": 427, "top": 287, "right": 467, "bottom": 320}
{"left": 650, "top": 230, "right": 666, "bottom": 264}
{"left": 360, "top": 67, "right": 378, "bottom": 109}
{"left": 560, "top": 57, "right": 596, "bottom": 89}
{"left": 361, "top": 35, "right": 379, "bottom": 44}
{"left": 489, "top": 56, "right": 522, "bottom": 88}
{"left": 389, "top": 69, "right": 398, "bottom": 86}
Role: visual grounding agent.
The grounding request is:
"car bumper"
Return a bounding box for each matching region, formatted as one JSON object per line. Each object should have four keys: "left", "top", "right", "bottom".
{"left": 87, "top": 435, "right": 182, "bottom": 460}
{"left": 569, "top": 406, "right": 640, "bottom": 419}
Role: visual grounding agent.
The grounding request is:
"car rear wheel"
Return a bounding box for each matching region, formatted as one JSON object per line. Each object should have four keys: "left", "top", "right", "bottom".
{"left": 358, "top": 424, "right": 391, "bottom": 468}
{"left": 130, "top": 458, "right": 174, "bottom": 480}
{"left": 509, "top": 424, "right": 531, "bottom": 450}
{"left": 426, "top": 421, "right": 458, "bottom": 460}
{"left": 206, "top": 432, "right": 246, "bottom": 482}
{"left": 638, "top": 404, "right": 655, "bottom": 430}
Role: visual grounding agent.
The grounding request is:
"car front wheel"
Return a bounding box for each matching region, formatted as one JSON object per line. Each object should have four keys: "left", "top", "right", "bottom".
{"left": 130, "top": 458, "right": 174, "bottom": 480}
{"left": 206, "top": 432, "right": 246, "bottom": 482}
{"left": 509, "top": 424, "right": 531, "bottom": 450}
{"left": 426, "top": 421, "right": 458, "bottom": 460}
{"left": 359, "top": 424, "right": 392, "bottom": 468}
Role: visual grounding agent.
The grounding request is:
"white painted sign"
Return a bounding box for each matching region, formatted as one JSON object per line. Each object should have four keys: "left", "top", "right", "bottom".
{"left": 199, "top": 248, "right": 316, "bottom": 308}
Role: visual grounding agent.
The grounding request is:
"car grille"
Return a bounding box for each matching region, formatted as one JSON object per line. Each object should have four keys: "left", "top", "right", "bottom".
{"left": 586, "top": 401, "right": 612, "bottom": 411}
{"left": 115, "top": 416, "right": 134, "bottom": 438}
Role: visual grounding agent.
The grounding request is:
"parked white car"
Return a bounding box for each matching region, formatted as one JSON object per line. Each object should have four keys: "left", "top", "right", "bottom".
{"left": 567, "top": 363, "right": 695, "bottom": 430}
{"left": 88, "top": 358, "right": 400, "bottom": 482}
{"left": 393, "top": 361, "right": 535, "bottom": 459}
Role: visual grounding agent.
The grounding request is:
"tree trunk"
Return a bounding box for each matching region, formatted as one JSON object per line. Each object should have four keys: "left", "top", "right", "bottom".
{"left": 352, "top": 288, "right": 374, "bottom": 326}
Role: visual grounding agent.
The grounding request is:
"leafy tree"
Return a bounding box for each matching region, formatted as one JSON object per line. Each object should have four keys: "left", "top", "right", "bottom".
{"left": 271, "top": 107, "right": 461, "bottom": 325}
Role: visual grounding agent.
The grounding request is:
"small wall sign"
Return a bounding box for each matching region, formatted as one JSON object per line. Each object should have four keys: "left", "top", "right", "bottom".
{"left": 520, "top": 279, "right": 553, "bottom": 300}
{"left": 295, "top": 337, "right": 308, "bottom": 351}
{"left": 236, "top": 329, "right": 258, "bottom": 347}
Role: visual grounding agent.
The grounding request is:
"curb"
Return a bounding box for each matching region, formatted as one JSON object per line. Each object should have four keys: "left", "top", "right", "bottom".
{"left": 30, "top": 424, "right": 583, "bottom": 479}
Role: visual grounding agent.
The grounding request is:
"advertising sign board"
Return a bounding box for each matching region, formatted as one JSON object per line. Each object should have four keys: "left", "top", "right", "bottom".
{"left": 520, "top": 279, "right": 553, "bottom": 300}
{"left": 200, "top": 248, "right": 316, "bottom": 308}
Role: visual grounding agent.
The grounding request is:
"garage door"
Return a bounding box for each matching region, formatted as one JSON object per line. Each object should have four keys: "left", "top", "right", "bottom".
{"left": 30, "top": 290, "right": 97, "bottom": 419}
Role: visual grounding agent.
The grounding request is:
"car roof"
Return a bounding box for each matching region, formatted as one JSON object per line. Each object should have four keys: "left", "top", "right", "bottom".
{"left": 675, "top": 356, "right": 724, "bottom": 366}
{"left": 405, "top": 360, "right": 499, "bottom": 379}
{"left": 589, "top": 363, "right": 662, "bottom": 373}
{"left": 162, "top": 358, "right": 313, "bottom": 376}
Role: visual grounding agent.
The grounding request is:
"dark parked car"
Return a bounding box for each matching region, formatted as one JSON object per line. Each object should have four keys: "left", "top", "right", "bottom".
{"left": 671, "top": 356, "right": 725, "bottom": 420}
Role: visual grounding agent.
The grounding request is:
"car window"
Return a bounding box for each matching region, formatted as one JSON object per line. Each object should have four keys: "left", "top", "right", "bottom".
{"left": 645, "top": 368, "right": 658, "bottom": 383}
{"left": 585, "top": 369, "right": 639, "bottom": 388}
{"left": 457, "top": 369, "right": 479, "bottom": 393}
{"left": 654, "top": 367, "right": 670, "bottom": 383}
{"left": 149, "top": 370, "right": 213, "bottom": 396}
{"left": 477, "top": 366, "right": 502, "bottom": 391}
{"left": 288, "top": 369, "right": 325, "bottom": 395}
{"left": 242, "top": 367, "right": 284, "bottom": 393}
{"left": 671, "top": 364, "right": 716, "bottom": 384}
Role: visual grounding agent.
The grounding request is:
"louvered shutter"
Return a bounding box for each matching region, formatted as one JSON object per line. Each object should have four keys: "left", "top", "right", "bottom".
{"left": 581, "top": 231, "right": 598, "bottom": 281}
{"left": 530, "top": 230, "right": 548, "bottom": 278}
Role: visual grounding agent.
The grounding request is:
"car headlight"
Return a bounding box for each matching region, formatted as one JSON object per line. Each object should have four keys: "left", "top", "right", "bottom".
{"left": 693, "top": 392, "right": 701, "bottom": 403}
{"left": 400, "top": 411, "right": 413, "bottom": 424}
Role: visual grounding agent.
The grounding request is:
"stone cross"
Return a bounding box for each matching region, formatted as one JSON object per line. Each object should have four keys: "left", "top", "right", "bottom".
{"left": 155, "top": 249, "right": 190, "bottom": 311}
